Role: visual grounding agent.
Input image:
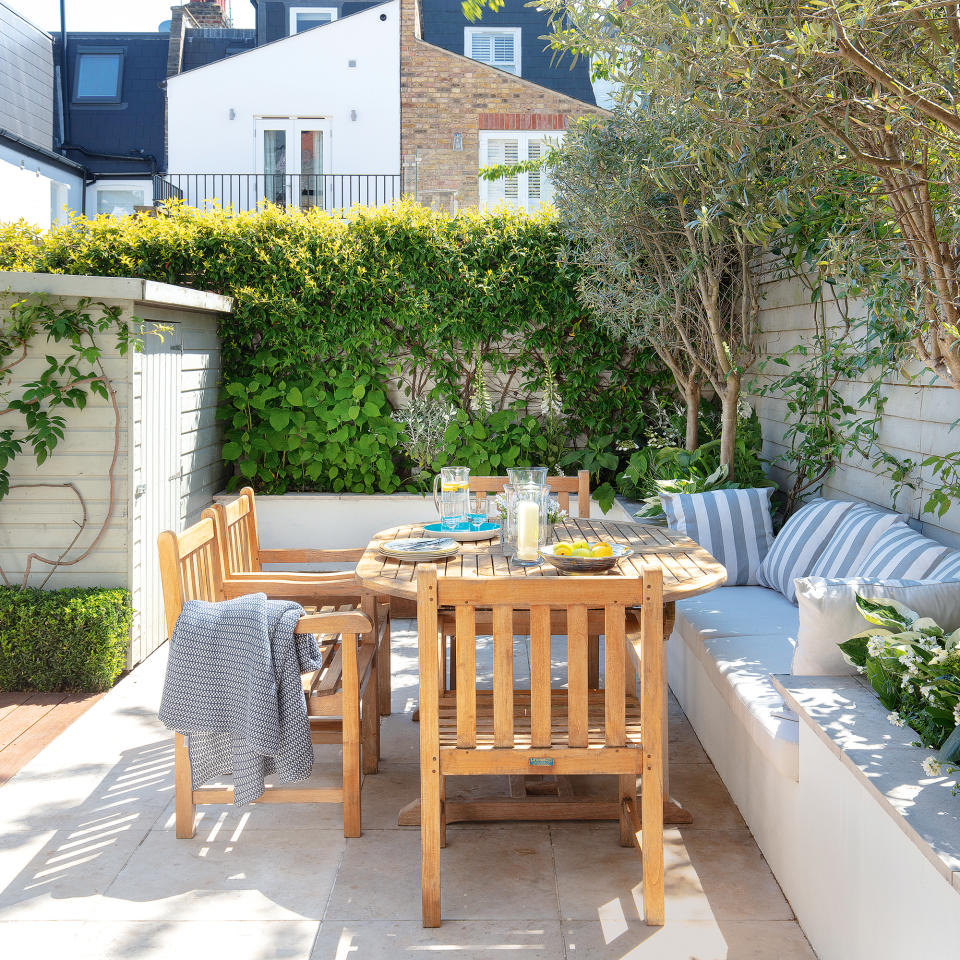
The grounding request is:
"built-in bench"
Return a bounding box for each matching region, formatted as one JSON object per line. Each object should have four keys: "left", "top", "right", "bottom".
{"left": 670, "top": 586, "right": 960, "bottom": 960}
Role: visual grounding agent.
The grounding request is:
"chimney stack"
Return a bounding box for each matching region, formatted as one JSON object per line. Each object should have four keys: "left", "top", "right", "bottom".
{"left": 183, "top": 2, "right": 228, "bottom": 27}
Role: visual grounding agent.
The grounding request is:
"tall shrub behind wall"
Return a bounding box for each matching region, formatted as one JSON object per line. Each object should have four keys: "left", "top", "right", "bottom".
{"left": 0, "top": 201, "right": 667, "bottom": 492}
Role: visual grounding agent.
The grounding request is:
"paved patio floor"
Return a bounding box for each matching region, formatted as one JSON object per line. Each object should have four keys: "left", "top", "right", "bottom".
{"left": 0, "top": 621, "right": 817, "bottom": 959}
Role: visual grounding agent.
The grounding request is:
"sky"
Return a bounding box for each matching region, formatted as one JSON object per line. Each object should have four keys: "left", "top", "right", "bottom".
{"left": 8, "top": 0, "right": 255, "bottom": 33}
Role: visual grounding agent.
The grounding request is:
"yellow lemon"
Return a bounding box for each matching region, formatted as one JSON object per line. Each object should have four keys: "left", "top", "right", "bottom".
{"left": 570, "top": 539, "right": 589, "bottom": 552}
{"left": 591, "top": 542, "right": 614, "bottom": 558}
{"left": 553, "top": 542, "right": 573, "bottom": 557}
{"left": 441, "top": 480, "right": 468, "bottom": 492}
{"left": 571, "top": 547, "right": 592, "bottom": 558}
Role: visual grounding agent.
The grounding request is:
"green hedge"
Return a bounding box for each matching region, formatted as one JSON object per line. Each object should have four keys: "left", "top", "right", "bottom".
{"left": 0, "top": 587, "right": 131, "bottom": 692}
{"left": 0, "top": 200, "right": 669, "bottom": 494}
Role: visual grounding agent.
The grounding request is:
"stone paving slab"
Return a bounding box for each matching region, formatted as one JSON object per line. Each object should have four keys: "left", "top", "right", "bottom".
{"left": 0, "top": 619, "right": 818, "bottom": 958}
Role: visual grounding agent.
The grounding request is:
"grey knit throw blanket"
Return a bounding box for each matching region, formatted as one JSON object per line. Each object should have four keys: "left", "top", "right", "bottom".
{"left": 159, "top": 593, "right": 324, "bottom": 805}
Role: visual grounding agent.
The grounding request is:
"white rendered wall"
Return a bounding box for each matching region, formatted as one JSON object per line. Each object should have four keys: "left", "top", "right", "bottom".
{"left": 0, "top": 155, "right": 60, "bottom": 227}
{"left": 167, "top": 1, "right": 400, "bottom": 181}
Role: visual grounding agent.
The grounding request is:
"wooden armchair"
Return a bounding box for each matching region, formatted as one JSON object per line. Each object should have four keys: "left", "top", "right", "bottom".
{"left": 417, "top": 566, "right": 665, "bottom": 928}
{"left": 158, "top": 517, "right": 380, "bottom": 839}
{"left": 204, "top": 487, "right": 392, "bottom": 716}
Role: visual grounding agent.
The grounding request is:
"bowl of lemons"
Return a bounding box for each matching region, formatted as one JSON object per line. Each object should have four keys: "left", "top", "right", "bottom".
{"left": 538, "top": 538, "right": 633, "bottom": 575}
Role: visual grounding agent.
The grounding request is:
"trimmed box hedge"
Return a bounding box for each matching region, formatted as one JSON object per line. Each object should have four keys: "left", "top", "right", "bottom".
{"left": 0, "top": 587, "right": 131, "bottom": 692}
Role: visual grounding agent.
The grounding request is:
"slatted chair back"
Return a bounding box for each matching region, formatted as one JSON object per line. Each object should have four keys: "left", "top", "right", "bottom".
{"left": 208, "top": 487, "right": 262, "bottom": 577}
{"left": 157, "top": 517, "right": 227, "bottom": 642}
{"left": 417, "top": 565, "right": 665, "bottom": 927}
{"left": 467, "top": 470, "right": 591, "bottom": 518}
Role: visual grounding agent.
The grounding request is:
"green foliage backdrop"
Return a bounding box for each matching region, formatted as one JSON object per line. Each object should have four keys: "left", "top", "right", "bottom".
{"left": 0, "top": 201, "right": 668, "bottom": 495}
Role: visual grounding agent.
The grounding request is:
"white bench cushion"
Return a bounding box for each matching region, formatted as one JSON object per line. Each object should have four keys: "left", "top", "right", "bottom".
{"left": 675, "top": 586, "right": 800, "bottom": 780}
{"left": 687, "top": 631, "right": 799, "bottom": 780}
{"left": 675, "top": 586, "right": 799, "bottom": 646}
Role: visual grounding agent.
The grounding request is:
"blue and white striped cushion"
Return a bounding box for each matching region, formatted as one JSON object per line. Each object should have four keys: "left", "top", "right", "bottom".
{"left": 659, "top": 487, "right": 774, "bottom": 586}
{"left": 756, "top": 498, "right": 853, "bottom": 602}
{"left": 808, "top": 502, "right": 903, "bottom": 580}
{"left": 852, "top": 522, "right": 953, "bottom": 580}
{"left": 927, "top": 548, "right": 960, "bottom": 582}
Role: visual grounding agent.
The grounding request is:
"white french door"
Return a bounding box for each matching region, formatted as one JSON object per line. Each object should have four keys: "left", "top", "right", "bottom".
{"left": 254, "top": 117, "right": 331, "bottom": 209}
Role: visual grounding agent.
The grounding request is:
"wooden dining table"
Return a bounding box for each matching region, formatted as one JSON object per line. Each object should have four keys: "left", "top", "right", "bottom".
{"left": 356, "top": 516, "right": 726, "bottom": 825}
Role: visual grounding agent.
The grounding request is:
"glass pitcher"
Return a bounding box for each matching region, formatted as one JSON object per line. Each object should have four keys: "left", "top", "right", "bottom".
{"left": 433, "top": 466, "right": 470, "bottom": 530}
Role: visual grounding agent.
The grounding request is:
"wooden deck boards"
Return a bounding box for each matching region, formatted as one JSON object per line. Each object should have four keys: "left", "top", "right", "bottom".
{"left": 0, "top": 691, "right": 103, "bottom": 787}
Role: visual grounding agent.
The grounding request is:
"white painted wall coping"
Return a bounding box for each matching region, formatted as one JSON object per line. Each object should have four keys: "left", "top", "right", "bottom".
{"left": 0, "top": 271, "right": 234, "bottom": 314}
{"left": 774, "top": 675, "right": 960, "bottom": 892}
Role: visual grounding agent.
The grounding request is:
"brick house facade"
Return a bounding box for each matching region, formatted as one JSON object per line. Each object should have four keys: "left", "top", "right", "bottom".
{"left": 399, "top": 0, "right": 606, "bottom": 211}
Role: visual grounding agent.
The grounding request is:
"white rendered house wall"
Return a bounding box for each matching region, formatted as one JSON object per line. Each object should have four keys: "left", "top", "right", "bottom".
{"left": 166, "top": 1, "right": 400, "bottom": 209}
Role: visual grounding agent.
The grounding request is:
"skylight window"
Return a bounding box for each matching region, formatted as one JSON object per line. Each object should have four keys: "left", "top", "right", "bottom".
{"left": 74, "top": 51, "right": 124, "bottom": 102}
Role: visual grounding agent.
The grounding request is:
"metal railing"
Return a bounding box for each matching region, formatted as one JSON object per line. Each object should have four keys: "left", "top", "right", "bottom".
{"left": 154, "top": 173, "right": 402, "bottom": 212}
{"left": 152, "top": 173, "right": 183, "bottom": 204}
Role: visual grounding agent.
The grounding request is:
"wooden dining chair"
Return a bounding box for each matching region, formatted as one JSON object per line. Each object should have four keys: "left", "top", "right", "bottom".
{"left": 468, "top": 469, "right": 592, "bottom": 519}
{"left": 417, "top": 566, "right": 665, "bottom": 928}
{"left": 158, "top": 517, "right": 380, "bottom": 839}
{"left": 205, "top": 487, "right": 393, "bottom": 717}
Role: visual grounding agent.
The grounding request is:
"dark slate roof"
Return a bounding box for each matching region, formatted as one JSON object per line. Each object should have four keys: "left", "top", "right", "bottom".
{"left": 256, "top": 0, "right": 381, "bottom": 44}
{"left": 0, "top": 2, "right": 55, "bottom": 151}
{"left": 56, "top": 32, "right": 168, "bottom": 175}
{"left": 182, "top": 27, "right": 256, "bottom": 71}
{"left": 420, "top": 0, "right": 596, "bottom": 105}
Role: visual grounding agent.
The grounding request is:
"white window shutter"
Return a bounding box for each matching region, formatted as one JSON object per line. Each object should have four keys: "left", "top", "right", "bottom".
{"left": 486, "top": 138, "right": 520, "bottom": 205}
{"left": 492, "top": 34, "right": 514, "bottom": 64}
{"left": 471, "top": 34, "right": 492, "bottom": 62}
{"left": 527, "top": 139, "right": 542, "bottom": 203}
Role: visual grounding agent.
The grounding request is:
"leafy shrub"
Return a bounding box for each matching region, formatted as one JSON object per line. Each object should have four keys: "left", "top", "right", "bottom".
{"left": 0, "top": 201, "right": 670, "bottom": 494}
{"left": 0, "top": 587, "right": 131, "bottom": 691}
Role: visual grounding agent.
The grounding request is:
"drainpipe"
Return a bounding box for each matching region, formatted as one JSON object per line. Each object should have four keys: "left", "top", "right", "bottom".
{"left": 59, "top": 0, "right": 70, "bottom": 146}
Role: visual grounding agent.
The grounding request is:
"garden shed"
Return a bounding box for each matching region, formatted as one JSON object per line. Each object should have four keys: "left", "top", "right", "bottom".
{"left": 0, "top": 272, "right": 232, "bottom": 666}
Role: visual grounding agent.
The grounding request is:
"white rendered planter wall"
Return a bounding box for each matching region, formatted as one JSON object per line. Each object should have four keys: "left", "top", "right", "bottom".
{"left": 214, "top": 491, "right": 629, "bottom": 564}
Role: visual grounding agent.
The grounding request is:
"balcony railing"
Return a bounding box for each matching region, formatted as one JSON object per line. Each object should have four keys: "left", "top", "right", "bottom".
{"left": 154, "top": 173, "right": 402, "bottom": 212}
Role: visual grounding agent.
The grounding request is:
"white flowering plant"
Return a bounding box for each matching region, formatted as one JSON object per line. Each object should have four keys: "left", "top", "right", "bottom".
{"left": 838, "top": 594, "right": 960, "bottom": 785}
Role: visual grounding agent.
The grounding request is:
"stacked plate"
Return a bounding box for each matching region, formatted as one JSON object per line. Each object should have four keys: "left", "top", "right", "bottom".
{"left": 378, "top": 537, "right": 459, "bottom": 562}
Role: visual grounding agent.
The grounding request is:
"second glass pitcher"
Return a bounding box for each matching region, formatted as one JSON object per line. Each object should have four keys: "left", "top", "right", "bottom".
{"left": 433, "top": 466, "right": 470, "bottom": 529}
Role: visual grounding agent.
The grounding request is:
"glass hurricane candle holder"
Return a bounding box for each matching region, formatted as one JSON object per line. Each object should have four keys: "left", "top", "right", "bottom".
{"left": 512, "top": 481, "right": 546, "bottom": 565}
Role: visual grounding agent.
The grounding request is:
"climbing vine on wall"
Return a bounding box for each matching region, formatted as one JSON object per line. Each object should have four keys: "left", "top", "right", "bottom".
{"left": 0, "top": 296, "right": 141, "bottom": 589}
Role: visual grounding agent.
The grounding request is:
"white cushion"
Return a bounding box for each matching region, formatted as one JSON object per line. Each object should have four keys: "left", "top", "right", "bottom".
{"left": 852, "top": 522, "right": 952, "bottom": 580}
{"left": 792, "top": 576, "right": 960, "bottom": 676}
{"left": 757, "top": 498, "right": 853, "bottom": 602}
{"left": 675, "top": 585, "right": 799, "bottom": 647}
{"left": 684, "top": 630, "right": 799, "bottom": 780}
{"left": 659, "top": 487, "right": 774, "bottom": 586}
{"left": 807, "top": 502, "right": 904, "bottom": 580}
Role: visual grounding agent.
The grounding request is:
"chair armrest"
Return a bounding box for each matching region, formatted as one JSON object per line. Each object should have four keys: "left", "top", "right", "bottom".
{"left": 259, "top": 548, "right": 366, "bottom": 564}
{"left": 295, "top": 610, "right": 372, "bottom": 635}
{"left": 222, "top": 576, "right": 365, "bottom": 601}
{"left": 226, "top": 571, "right": 359, "bottom": 584}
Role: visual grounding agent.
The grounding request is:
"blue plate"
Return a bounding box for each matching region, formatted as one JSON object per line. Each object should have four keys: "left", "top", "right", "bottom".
{"left": 424, "top": 520, "right": 500, "bottom": 542}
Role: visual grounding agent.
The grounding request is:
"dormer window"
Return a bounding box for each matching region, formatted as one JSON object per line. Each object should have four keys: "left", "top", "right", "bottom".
{"left": 290, "top": 7, "right": 338, "bottom": 34}
{"left": 465, "top": 27, "right": 521, "bottom": 75}
{"left": 74, "top": 49, "right": 124, "bottom": 103}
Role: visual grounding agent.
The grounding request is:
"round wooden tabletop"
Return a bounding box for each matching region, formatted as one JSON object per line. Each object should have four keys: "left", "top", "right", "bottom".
{"left": 356, "top": 517, "right": 726, "bottom": 603}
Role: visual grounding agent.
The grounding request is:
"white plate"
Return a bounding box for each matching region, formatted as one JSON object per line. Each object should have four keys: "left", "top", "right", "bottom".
{"left": 379, "top": 537, "right": 459, "bottom": 562}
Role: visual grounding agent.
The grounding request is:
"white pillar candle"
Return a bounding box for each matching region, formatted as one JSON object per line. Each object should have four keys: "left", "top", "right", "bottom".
{"left": 516, "top": 499, "right": 540, "bottom": 560}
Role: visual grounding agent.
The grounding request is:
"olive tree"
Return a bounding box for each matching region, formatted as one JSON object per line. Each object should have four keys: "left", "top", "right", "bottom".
{"left": 525, "top": 0, "right": 960, "bottom": 390}
{"left": 550, "top": 107, "right": 783, "bottom": 472}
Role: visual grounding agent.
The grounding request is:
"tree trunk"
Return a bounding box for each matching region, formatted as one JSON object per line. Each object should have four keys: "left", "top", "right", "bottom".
{"left": 719, "top": 373, "right": 741, "bottom": 478}
{"left": 684, "top": 380, "right": 700, "bottom": 452}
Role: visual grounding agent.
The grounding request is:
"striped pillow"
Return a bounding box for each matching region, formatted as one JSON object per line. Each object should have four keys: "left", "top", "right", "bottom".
{"left": 931, "top": 549, "right": 960, "bottom": 582}
{"left": 852, "top": 522, "right": 953, "bottom": 580}
{"left": 757, "top": 498, "right": 853, "bottom": 602}
{"left": 808, "top": 502, "right": 903, "bottom": 581}
{"left": 659, "top": 487, "right": 775, "bottom": 586}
